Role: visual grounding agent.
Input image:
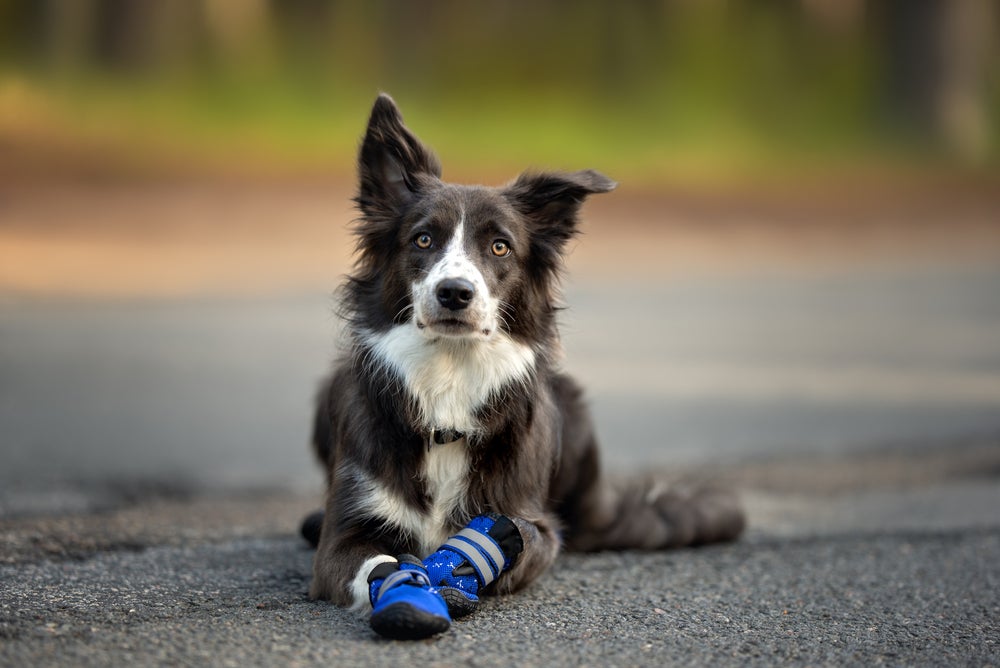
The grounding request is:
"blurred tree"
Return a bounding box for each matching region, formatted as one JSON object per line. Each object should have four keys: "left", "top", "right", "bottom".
{"left": 877, "top": 0, "right": 994, "bottom": 160}
{"left": 269, "top": 0, "right": 334, "bottom": 73}
{"left": 0, "top": 0, "right": 92, "bottom": 70}
{"left": 0, "top": 0, "right": 995, "bottom": 172}
{"left": 38, "top": 0, "right": 96, "bottom": 72}
{"left": 203, "top": 0, "right": 267, "bottom": 63}
{"left": 91, "top": 0, "right": 204, "bottom": 74}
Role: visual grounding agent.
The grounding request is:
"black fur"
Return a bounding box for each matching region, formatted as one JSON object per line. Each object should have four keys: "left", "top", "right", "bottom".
{"left": 306, "top": 94, "right": 744, "bottom": 606}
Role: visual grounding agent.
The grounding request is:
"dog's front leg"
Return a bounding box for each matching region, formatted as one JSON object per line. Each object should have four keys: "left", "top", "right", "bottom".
{"left": 308, "top": 456, "right": 418, "bottom": 606}
{"left": 311, "top": 478, "right": 460, "bottom": 640}
{"left": 308, "top": 506, "right": 400, "bottom": 608}
{"left": 419, "top": 509, "right": 560, "bottom": 610}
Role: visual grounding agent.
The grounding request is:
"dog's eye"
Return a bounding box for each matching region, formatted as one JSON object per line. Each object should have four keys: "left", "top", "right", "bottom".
{"left": 414, "top": 233, "right": 433, "bottom": 250}
{"left": 491, "top": 240, "right": 511, "bottom": 257}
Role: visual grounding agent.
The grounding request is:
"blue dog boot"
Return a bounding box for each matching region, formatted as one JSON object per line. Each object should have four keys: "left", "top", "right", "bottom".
{"left": 368, "top": 555, "right": 451, "bottom": 640}
{"left": 423, "top": 514, "right": 524, "bottom": 618}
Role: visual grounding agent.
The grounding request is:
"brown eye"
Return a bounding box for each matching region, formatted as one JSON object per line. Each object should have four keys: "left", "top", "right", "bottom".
{"left": 414, "top": 233, "right": 433, "bottom": 250}
{"left": 491, "top": 240, "right": 511, "bottom": 257}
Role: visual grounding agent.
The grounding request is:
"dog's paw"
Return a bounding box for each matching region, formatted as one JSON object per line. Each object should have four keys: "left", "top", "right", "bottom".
{"left": 368, "top": 555, "right": 451, "bottom": 640}
{"left": 422, "top": 513, "right": 523, "bottom": 611}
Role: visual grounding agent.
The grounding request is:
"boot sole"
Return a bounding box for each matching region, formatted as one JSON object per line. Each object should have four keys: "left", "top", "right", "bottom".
{"left": 438, "top": 587, "right": 479, "bottom": 618}
{"left": 370, "top": 602, "right": 450, "bottom": 640}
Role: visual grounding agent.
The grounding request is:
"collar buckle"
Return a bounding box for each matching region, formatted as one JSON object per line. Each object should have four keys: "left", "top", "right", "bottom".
{"left": 428, "top": 428, "right": 465, "bottom": 450}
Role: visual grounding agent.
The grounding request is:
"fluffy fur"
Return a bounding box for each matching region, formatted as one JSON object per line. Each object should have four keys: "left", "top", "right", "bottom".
{"left": 306, "top": 94, "right": 744, "bottom": 608}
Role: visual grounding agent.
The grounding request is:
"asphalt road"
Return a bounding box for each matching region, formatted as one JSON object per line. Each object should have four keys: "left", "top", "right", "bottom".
{"left": 3, "top": 278, "right": 1000, "bottom": 665}
{"left": 1, "top": 531, "right": 997, "bottom": 667}
{"left": 2, "top": 181, "right": 999, "bottom": 665}
{"left": 4, "top": 264, "right": 1000, "bottom": 498}
{"left": 2, "top": 445, "right": 999, "bottom": 667}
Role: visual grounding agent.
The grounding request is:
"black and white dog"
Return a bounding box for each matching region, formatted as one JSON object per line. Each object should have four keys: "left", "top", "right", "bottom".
{"left": 304, "top": 94, "right": 744, "bottom": 639}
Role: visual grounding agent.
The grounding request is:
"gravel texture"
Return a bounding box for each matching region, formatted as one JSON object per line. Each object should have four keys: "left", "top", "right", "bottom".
{"left": 3, "top": 447, "right": 999, "bottom": 667}
{"left": 2, "top": 530, "right": 997, "bottom": 667}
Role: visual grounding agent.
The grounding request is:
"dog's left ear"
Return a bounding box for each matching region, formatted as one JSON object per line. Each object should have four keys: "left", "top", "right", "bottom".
{"left": 505, "top": 170, "right": 616, "bottom": 269}
{"left": 357, "top": 94, "right": 442, "bottom": 218}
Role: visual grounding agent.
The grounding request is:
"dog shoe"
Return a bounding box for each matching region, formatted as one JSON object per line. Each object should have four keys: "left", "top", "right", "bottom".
{"left": 423, "top": 514, "right": 524, "bottom": 617}
{"left": 368, "top": 555, "right": 451, "bottom": 640}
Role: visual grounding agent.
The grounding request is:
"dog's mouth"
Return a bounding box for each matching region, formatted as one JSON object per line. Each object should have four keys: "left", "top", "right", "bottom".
{"left": 417, "top": 317, "right": 491, "bottom": 338}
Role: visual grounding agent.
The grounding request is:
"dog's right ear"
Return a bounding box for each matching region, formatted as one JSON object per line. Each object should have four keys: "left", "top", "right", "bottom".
{"left": 357, "top": 94, "right": 442, "bottom": 218}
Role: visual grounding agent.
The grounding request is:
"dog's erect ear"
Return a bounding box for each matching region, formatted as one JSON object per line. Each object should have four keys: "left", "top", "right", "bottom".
{"left": 357, "top": 94, "right": 442, "bottom": 217}
{"left": 505, "top": 169, "right": 616, "bottom": 228}
{"left": 505, "top": 170, "right": 616, "bottom": 273}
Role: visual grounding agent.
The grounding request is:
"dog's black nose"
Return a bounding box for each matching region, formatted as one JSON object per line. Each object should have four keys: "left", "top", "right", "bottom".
{"left": 436, "top": 278, "right": 475, "bottom": 310}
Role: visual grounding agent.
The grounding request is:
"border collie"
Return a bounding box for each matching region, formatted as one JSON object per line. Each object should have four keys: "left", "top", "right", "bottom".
{"left": 304, "top": 94, "right": 744, "bottom": 640}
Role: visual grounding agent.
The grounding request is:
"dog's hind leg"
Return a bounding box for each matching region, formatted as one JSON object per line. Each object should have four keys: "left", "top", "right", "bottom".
{"left": 311, "top": 373, "right": 337, "bottom": 476}
{"left": 564, "top": 474, "right": 745, "bottom": 551}
{"left": 300, "top": 371, "right": 342, "bottom": 548}
{"left": 550, "top": 374, "right": 745, "bottom": 552}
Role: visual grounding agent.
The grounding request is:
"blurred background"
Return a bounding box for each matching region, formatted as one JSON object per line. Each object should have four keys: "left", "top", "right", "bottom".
{"left": 2, "top": 0, "right": 1000, "bottom": 181}
{"left": 1, "top": 1, "right": 999, "bottom": 516}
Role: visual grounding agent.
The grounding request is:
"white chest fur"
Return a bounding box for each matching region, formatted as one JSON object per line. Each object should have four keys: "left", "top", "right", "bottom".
{"left": 419, "top": 437, "right": 471, "bottom": 554}
{"left": 363, "top": 324, "right": 536, "bottom": 435}
{"left": 349, "top": 437, "right": 471, "bottom": 557}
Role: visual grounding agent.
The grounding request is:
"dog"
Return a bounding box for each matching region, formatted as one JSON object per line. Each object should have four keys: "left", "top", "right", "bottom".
{"left": 303, "top": 94, "right": 744, "bottom": 639}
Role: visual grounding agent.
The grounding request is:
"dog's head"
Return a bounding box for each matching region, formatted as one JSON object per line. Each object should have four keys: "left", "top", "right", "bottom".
{"left": 349, "top": 94, "right": 615, "bottom": 344}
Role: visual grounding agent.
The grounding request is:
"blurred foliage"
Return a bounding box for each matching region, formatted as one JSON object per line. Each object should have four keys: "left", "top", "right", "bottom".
{"left": 0, "top": 0, "right": 997, "bottom": 184}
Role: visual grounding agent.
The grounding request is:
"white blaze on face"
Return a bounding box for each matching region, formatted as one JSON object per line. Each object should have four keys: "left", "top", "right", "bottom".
{"left": 411, "top": 212, "right": 499, "bottom": 338}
